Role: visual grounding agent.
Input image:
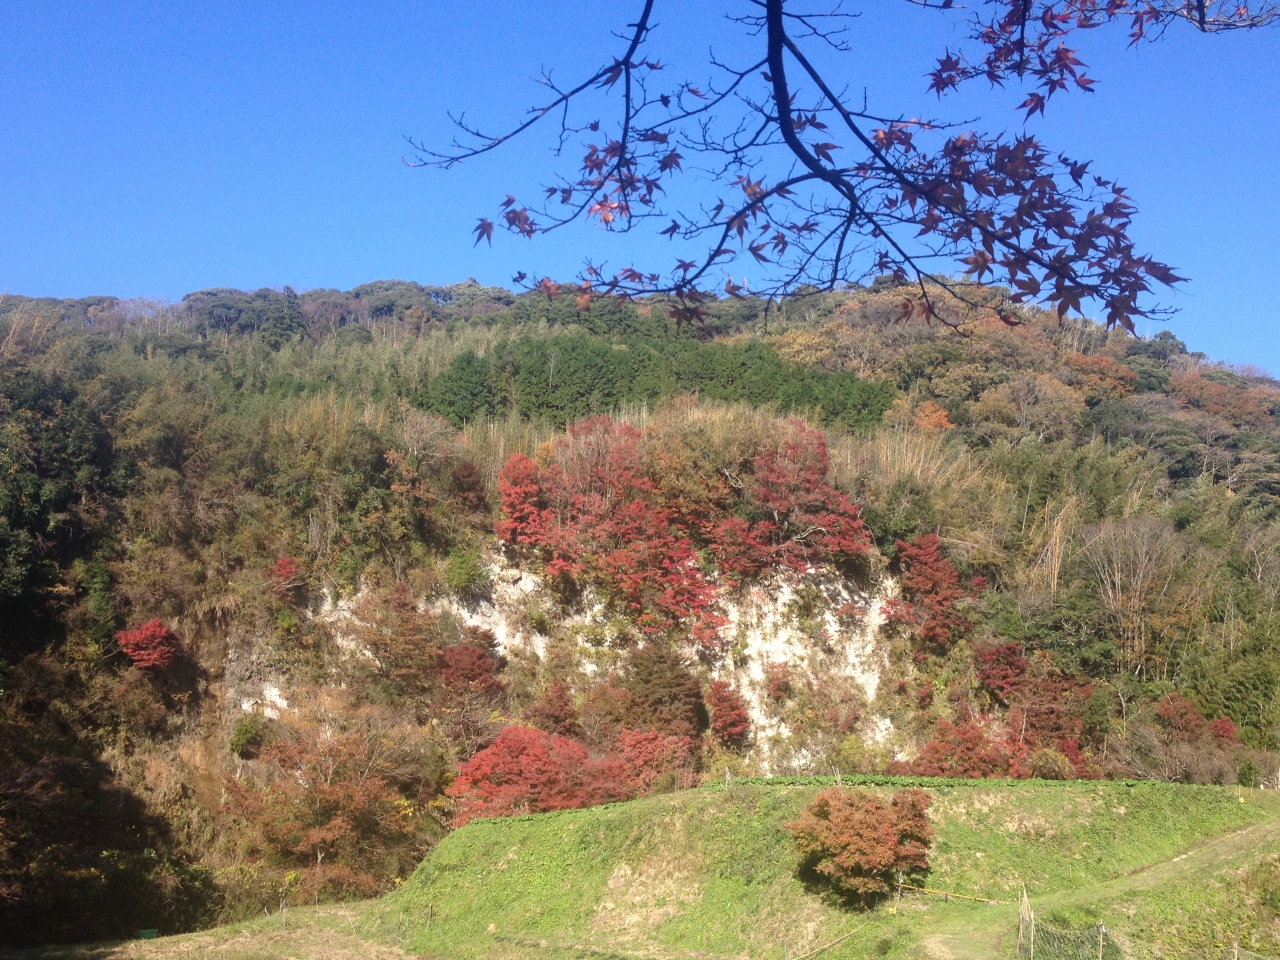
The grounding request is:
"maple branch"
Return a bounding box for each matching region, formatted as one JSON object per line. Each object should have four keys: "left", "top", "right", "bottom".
{"left": 416, "top": 0, "right": 1275, "bottom": 330}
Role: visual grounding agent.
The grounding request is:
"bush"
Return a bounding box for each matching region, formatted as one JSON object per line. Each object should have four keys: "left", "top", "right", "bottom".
{"left": 618, "top": 643, "right": 708, "bottom": 740}
{"left": 706, "top": 680, "right": 751, "bottom": 748}
{"left": 226, "top": 691, "right": 446, "bottom": 900}
{"left": 524, "top": 679, "right": 584, "bottom": 739}
{"left": 786, "top": 787, "right": 933, "bottom": 899}
{"left": 1239, "top": 758, "right": 1262, "bottom": 788}
{"left": 897, "top": 719, "right": 1013, "bottom": 779}
{"left": 114, "top": 619, "right": 179, "bottom": 670}
{"left": 887, "top": 535, "right": 975, "bottom": 654}
{"left": 229, "top": 713, "right": 268, "bottom": 759}
{"left": 447, "top": 726, "right": 631, "bottom": 824}
{"left": 444, "top": 544, "right": 491, "bottom": 600}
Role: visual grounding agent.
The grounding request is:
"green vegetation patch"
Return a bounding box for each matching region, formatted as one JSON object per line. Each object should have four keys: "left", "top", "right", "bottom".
{"left": 366, "top": 779, "right": 1280, "bottom": 960}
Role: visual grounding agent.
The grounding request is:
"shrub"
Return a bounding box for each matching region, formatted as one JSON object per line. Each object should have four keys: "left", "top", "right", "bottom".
{"left": 618, "top": 643, "right": 707, "bottom": 739}
{"left": 974, "top": 642, "right": 1027, "bottom": 706}
{"left": 1210, "top": 716, "right": 1241, "bottom": 745}
{"left": 911, "top": 400, "right": 953, "bottom": 433}
{"left": 615, "top": 730, "right": 694, "bottom": 793}
{"left": 1239, "top": 758, "right": 1261, "bottom": 788}
{"left": 436, "top": 642, "right": 502, "bottom": 698}
{"left": 444, "top": 543, "right": 491, "bottom": 599}
{"left": 1066, "top": 353, "right": 1137, "bottom": 405}
{"left": 786, "top": 787, "right": 933, "bottom": 898}
{"left": 899, "top": 719, "right": 1013, "bottom": 779}
{"left": 114, "top": 619, "right": 179, "bottom": 670}
{"left": 229, "top": 713, "right": 268, "bottom": 759}
{"left": 1154, "top": 692, "right": 1208, "bottom": 742}
{"left": 887, "top": 535, "right": 974, "bottom": 653}
{"left": 524, "top": 679, "right": 583, "bottom": 739}
{"left": 706, "top": 680, "right": 751, "bottom": 748}
{"left": 447, "top": 726, "right": 631, "bottom": 824}
{"left": 767, "top": 662, "right": 793, "bottom": 701}
{"left": 448, "top": 460, "right": 489, "bottom": 513}
{"left": 271, "top": 557, "right": 302, "bottom": 599}
{"left": 226, "top": 691, "right": 446, "bottom": 900}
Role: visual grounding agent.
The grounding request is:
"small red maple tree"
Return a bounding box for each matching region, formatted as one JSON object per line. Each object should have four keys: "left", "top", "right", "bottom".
{"left": 706, "top": 680, "right": 751, "bottom": 749}
{"left": 896, "top": 719, "right": 1013, "bottom": 779}
{"left": 524, "top": 679, "right": 584, "bottom": 739}
{"left": 114, "top": 619, "right": 179, "bottom": 670}
{"left": 787, "top": 787, "right": 933, "bottom": 897}
{"left": 447, "top": 726, "right": 627, "bottom": 824}
{"left": 888, "top": 534, "right": 979, "bottom": 654}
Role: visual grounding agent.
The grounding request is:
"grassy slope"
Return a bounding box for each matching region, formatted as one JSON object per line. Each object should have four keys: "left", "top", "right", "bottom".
{"left": 11, "top": 778, "right": 1280, "bottom": 960}
{"left": 367, "top": 778, "right": 1280, "bottom": 960}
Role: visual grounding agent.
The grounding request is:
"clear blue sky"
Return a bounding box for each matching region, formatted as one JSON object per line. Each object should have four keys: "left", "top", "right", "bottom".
{"left": 2, "top": 2, "right": 1277, "bottom": 369}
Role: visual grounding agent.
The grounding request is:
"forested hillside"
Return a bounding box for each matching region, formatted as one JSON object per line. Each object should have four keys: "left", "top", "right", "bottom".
{"left": 4, "top": 279, "right": 1280, "bottom": 946}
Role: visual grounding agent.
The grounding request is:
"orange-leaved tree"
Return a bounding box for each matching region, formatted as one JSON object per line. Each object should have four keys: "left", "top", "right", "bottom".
{"left": 787, "top": 787, "right": 933, "bottom": 899}
{"left": 226, "top": 691, "right": 447, "bottom": 900}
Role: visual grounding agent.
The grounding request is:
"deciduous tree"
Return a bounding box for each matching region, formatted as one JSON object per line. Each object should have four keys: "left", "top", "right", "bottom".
{"left": 787, "top": 787, "right": 933, "bottom": 898}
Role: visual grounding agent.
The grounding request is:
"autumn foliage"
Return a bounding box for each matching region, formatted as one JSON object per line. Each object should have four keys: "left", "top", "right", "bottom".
{"left": 896, "top": 719, "right": 1014, "bottom": 779}
{"left": 446, "top": 725, "right": 694, "bottom": 824}
{"left": 524, "top": 679, "right": 584, "bottom": 739}
{"left": 706, "top": 680, "right": 751, "bottom": 749}
{"left": 887, "top": 535, "right": 978, "bottom": 654}
{"left": 787, "top": 788, "right": 933, "bottom": 898}
{"left": 226, "top": 692, "right": 443, "bottom": 898}
{"left": 495, "top": 416, "right": 869, "bottom": 645}
{"left": 114, "top": 619, "right": 179, "bottom": 670}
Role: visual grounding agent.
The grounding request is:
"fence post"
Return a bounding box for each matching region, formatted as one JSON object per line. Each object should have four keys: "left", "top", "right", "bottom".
{"left": 1018, "top": 888, "right": 1035, "bottom": 960}
{"left": 1098, "top": 923, "right": 1105, "bottom": 960}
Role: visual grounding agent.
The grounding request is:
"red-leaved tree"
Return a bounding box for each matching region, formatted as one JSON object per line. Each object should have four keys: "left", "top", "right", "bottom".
{"left": 524, "top": 679, "right": 584, "bottom": 739}
{"left": 895, "top": 719, "right": 1014, "bottom": 779}
{"left": 114, "top": 619, "right": 179, "bottom": 670}
{"left": 787, "top": 787, "right": 933, "bottom": 898}
{"left": 706, "top": 680, "right": 751, "bottom": 749}
{"left": 447, "top": 726, "right": 630, "bottom": 825}
{"left": 447, "top": 724, "right": 696, "bottom": 824}
{"left": 975, "top": 642, "right": 1028, "bottom": 706}
{"left": 887, "top": 535, "right": 978, "bottom": 654}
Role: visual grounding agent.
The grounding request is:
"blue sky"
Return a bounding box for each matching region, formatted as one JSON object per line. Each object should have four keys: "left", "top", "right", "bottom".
{"left": 2, "top": 2, "right": 1277, "bottom": 369}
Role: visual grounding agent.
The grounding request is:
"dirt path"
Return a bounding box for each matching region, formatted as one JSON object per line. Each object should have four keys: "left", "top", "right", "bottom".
{"left": 0, "top": 906, "right": 407, "bottom": 960}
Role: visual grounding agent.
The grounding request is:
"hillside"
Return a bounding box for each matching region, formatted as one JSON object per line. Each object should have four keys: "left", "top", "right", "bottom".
{"left": 5, "top": 280, "right": 1280, "bottom": 946}
{"left": 370, "top": 778, "right": 1280, "bottom": 960}
{"left": 12, "top": 778, "right": 1280, "bottom": 960}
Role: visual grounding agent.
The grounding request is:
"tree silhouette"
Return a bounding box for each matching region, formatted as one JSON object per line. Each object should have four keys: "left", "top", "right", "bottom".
{"left": 412, "top": 1, "right": 1276, "bottom": 331}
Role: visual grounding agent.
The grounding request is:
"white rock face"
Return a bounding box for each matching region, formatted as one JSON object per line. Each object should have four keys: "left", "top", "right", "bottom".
{"left": 239, "top": 682, "right": 289, "bottom": 719}
{"left": 436, "top": 555, "right": 896, "bottom": 768}
{"left": 713, "top": 572, "right": 892, "bottom": 750}
{"left": 317, "top": 588, "right": 372, "bottom": 656}
{"left": 433, "top": 560, "right": 546, "bottom": 656}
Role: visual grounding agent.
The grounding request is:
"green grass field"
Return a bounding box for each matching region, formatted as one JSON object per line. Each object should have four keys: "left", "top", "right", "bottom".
{"left": 12, "top": 777, "right": 1280, "bottom": 960}
{"left": 363, "top": 777, "right": 1280, "bottom": 960}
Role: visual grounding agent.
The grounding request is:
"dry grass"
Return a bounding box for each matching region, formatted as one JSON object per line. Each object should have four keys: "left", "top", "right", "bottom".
{"left": 0, "top": 906, "right": 403, "bottom": 960}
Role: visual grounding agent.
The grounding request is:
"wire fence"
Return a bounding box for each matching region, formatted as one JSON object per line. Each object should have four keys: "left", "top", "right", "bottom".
{"left": 1017, "top": 889, "right": 1121, "bottom": 960}
{"left": 1018, "top": 890, "right": 1280, "bottom": 960}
